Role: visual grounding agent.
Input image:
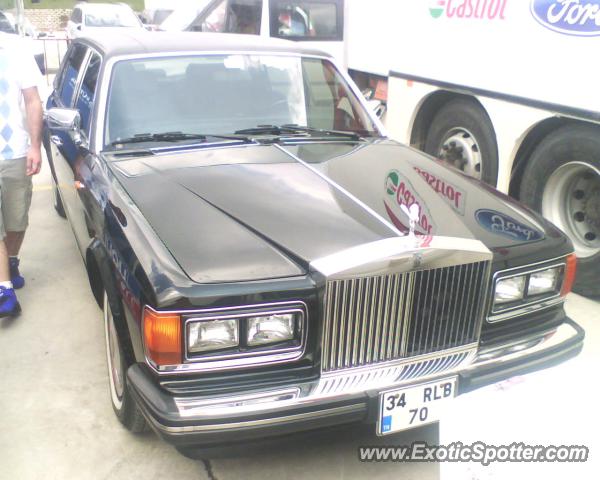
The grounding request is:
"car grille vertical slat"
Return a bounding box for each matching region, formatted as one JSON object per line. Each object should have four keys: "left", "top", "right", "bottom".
{"left": 321, "top": 261, "right": 490, "bottom": 373}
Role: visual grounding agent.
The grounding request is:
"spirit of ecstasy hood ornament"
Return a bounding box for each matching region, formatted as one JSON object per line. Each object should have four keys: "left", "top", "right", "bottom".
{"left": 400, "top": 203, "right": 420, "bottom": 240}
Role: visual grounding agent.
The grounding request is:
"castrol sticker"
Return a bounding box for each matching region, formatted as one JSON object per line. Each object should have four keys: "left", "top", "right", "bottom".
{"left": 384, "top": 170, "right": 435, "bottom": 234}
{"left": 413, "top": 166, "right": 467, "bottom": 215}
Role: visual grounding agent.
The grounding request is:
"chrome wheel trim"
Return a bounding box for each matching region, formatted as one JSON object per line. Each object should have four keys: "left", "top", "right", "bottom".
{"left": 438, "top": 128, "right": 483, "bottom": 179}
{"left": 104, "top": 291, "right": 125, "bottom": 409}
{"left": 542, "top": 161, "right": 600, "bottom": 258}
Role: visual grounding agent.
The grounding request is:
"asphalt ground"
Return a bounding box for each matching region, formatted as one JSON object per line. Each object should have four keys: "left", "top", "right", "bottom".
{"left": 0, "top": 162, "right": 597, "bottom": 480}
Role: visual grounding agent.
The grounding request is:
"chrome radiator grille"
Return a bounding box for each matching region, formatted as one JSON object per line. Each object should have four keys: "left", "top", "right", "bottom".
{"left": 321, "top": 261, "right": 491, "bottom": 372}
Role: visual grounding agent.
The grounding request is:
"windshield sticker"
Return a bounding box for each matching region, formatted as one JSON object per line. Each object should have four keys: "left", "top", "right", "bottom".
{"left": 413, "top": 166, "right": 467, "bottom": 215}
{"left": 476, "top": 209, "right": 544, "bottom": 242}
{"left": 385, "top": 170, "right": 435, "bottom": 234}
{"left": 531, "top": 0, "right": 600, "bottom": 35}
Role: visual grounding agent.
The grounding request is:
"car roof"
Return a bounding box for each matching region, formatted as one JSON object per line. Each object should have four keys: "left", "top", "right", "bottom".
{"left": 76, "top": 30, "right": 333, "bottom": 60}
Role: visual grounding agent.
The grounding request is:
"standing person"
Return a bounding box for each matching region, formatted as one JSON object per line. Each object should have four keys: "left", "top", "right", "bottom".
{"left": 0, "top": 33, "right": 43, "bottom": 317}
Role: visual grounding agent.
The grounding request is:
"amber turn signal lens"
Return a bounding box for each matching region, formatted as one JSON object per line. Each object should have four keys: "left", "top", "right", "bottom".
{"left": 561, "top": 254, "right": 577, "bottom": 297}
{"left": 143, "top": 307, "right": 182, "bottom": 366}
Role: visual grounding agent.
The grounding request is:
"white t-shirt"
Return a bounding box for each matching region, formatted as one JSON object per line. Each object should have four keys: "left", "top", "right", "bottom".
{"left": 0, "top": 33, "right": 42, "bottom": 160}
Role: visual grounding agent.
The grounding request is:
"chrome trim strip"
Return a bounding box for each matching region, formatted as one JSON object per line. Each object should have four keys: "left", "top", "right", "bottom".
{"left": 320, "top": 343, "right": 478, "bottom": 379}
{"left": 488, "top": 297, "right": 565, "bottom": 323}
{"left": 175, "top": 388, "right": 301, "bottom": 418}
{"left": 150, "top": 404, "right": 367, "bottom": 434}
{"left": 308, "top": 236, "right": 491, "bottom": 280}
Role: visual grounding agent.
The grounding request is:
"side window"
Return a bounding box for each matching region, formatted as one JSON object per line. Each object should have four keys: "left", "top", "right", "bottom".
{"left": 193, "top": 0, "right": 262, "bottom": 35}
{"left": 75, "top": 52, "right": 101, "bottom": 135}
{"left": 270, "top": 0, "right": 342, "bottom": 40}
{"left": 226, "top": 0, "right": 262, "bottom": 34}
{"left": 57, "top": 44, "right": 88, "bottom": 107}
{"left": 71, "top": 8, "right": 83, "bottom": 24}
{"left": 192, "top": 0, "right": 227, "bottom": 32}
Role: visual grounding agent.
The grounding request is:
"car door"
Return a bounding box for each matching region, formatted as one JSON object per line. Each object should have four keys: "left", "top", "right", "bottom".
{"left": 48, "top": 44, "right": 101, "bottom": 254}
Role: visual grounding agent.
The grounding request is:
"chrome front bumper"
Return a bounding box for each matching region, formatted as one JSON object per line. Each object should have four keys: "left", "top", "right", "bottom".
{"left": 128, "top": 319, "right": 584, "bottom": 448}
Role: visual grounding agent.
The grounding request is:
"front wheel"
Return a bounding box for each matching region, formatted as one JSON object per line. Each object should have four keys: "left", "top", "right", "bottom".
{"left": 103, "top": 291, "right": 148, "bottom": 432}
{"left": 520, "top": 124, "right": 600, "bottom": 297}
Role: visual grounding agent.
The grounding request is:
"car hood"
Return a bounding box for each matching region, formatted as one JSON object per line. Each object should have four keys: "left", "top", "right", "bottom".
{"left": 108, "top": 140, "right": 558, "bottom": 283}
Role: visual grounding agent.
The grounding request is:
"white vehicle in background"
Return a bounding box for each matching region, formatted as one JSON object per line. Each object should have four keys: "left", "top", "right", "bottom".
{"left": 66, "top": 2, "right": 145, "bottom": 39}
{"left": 158, "top": 0, "right": 345, "bottom": 62}
{"left": 0, "top": 0, "right": 46, "bottom": 74}
{"left": 339, "top": 0, "right": 600, "bottom": 297}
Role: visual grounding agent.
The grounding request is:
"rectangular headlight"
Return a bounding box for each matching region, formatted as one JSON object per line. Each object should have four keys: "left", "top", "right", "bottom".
{"left": 528, "top": 267, "right": 559, "bottom": 296}
{"left": 494, "top": 275, "right": 526, "bottom": 305}
{"left": 247, "top": 313, "right": 296, "bottom": 346}
{"left": 187, "top": 319, "right": 238, "bottom": 353}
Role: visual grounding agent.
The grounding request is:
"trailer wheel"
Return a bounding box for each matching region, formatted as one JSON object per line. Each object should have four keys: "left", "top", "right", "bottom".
{"left": 424, "top": 98, "right": 498, "bottom": 185}
{"left": 520, "top": 124, "right": 600, "bottom": 297}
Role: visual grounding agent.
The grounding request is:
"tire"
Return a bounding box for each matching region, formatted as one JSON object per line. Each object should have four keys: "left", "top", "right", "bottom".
{"left": 520, "top": 124, "right": 600, "bottom": 297}
{"left": 103, "top": 291, "right": 148, "bottom": 433}
{"left": 424, "top": 98, "right": 499, "bottom": 186}
{"left": 52, "top": 175, "right": 67, "bottom": 219}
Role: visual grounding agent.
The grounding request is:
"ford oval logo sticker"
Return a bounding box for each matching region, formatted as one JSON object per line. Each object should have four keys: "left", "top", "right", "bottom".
{"left": 531, "top": 0, "right": 600, "bottom": 36}
{"left": 475, "top": 209, "right": 544, "bottom": 242}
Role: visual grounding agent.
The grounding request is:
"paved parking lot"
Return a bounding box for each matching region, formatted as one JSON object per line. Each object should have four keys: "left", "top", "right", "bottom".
{"left": 0, "top": 165, "right": 597, "bottom": 480}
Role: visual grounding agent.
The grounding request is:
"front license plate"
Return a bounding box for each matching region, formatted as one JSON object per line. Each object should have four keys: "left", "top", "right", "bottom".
{"left": 378, "top": 377, "right": 457, "bottom": 435}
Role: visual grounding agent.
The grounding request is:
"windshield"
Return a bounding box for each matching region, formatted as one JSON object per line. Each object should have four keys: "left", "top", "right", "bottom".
{"left": 105, "top": 54, "right": 379, "bottom": 145}
{"left": 85, "top": 7, "right": 141, "bottom": 28}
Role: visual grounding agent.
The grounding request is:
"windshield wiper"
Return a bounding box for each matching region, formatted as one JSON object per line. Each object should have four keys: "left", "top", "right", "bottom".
{"left": 234, "top": 124, "right": 364, "bottom": 141}
{"left": 110, "top": 132, "right": 207, "bottom": 146}
{"left": 109, "top": 131, "right": 256, "bottom": 147}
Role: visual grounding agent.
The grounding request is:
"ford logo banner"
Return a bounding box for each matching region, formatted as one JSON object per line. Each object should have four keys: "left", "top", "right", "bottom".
{"left": 475, "top": 209, "right": 544, "bottom": 242}
{"left": 531, "top": 0, "right": 600, "bottom": 36}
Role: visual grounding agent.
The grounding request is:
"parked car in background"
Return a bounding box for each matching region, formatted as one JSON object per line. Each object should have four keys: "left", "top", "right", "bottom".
{"left": 1, "top": 1, "right": 46, "bottom": 74}
{"left": 158, "top": 0, "right": 345, "bottom": 61}
{"left": 67, "top": 2, "right": 145, "bottom": 39}
{"left": 44, "top": 31, "right": 583, "bottom": 457}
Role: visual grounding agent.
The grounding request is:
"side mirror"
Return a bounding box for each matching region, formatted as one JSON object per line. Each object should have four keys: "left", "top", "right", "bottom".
{"left": 46, "top": 108, "right": 80, "bottom": 130}
{"left": 46, "top": 108, "right": 88, "bottom": 148}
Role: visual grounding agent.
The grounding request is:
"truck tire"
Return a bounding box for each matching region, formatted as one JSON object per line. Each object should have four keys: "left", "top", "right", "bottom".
{"left": 424, "top": 98, "right": 499, "bottom": 186}
{"left": 103, "top": 291, "right": 148, "bottom": 433}
{"left": 520, "top": 124, "right": 600, "bottom": 297}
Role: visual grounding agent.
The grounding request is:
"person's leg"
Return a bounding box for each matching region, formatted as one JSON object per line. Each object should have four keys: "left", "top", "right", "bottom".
{"left": 2, "top": 158, "right": 32, "bottom": 289}
{"left": 0, "top": 240, "right": 10, "bottom": 282}
{"left": 5, "top": 231, "right": 25, "bottom": 257}
{"left": 0, "top": 192, "right": 20, "bottom": 317}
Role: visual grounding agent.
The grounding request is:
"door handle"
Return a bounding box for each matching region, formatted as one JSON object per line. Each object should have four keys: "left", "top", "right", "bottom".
{"left": 50, "top": 135, "right": 63, "bottom": 147}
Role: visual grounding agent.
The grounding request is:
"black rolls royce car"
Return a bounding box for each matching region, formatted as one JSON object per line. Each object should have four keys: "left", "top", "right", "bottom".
{"left": 44, "top": 31, "right": 584, "bottom": 455}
